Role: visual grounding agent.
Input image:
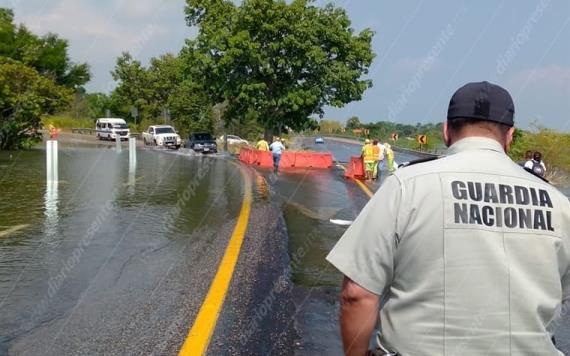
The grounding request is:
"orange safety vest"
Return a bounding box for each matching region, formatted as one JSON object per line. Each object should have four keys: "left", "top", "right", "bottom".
{"left": 372, "top": 145, "right": 380, "bottom": 159}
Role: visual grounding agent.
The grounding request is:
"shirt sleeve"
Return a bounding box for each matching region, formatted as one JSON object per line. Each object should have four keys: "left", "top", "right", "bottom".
{"left": 326, "top": 176, "right": 403, "bottom": 295}
{"left": 524, "top": 161, "right": 533, "bottom": 169}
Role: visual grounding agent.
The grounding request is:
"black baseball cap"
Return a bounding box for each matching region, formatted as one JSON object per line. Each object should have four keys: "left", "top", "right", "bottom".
{"left": 447, "top": 81, "right": 515, "bottom": 127}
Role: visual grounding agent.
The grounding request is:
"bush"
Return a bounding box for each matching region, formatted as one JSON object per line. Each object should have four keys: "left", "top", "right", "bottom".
{"left": 42, "top": 115, "right": 94, "bottom": 130}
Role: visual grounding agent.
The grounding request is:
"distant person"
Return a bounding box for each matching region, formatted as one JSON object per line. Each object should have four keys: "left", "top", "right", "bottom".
{"left": 375, "top": 140, "right": 385, "bottom": 180}
{"left": 361, "top": 139, "right": 375, "bottom": 180}
{"left": 521, "top": 150, "right": 533, "bottom": 165}
{"left": 525, "top": 151, "right": 547, "bottom": 177}
{"left": 384, "top": 143, "right": 396, "bottom": 173}
{"left": 256, "top": 136, "right": 269, "bottom": 151}
{"left": 269, "top": 137, "right": 285, "bottom": 174}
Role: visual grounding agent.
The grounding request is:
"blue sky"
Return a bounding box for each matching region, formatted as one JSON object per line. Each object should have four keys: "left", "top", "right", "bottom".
{"left": 4, "top": 0, "right": 569, "bottom": 130}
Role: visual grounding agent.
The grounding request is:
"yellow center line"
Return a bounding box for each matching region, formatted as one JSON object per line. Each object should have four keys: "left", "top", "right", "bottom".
{"left": 178, "top": 164, "right": 253, "bottom": 356}
{"left": 336, "top": 164, "right": 374, "bottom": 199}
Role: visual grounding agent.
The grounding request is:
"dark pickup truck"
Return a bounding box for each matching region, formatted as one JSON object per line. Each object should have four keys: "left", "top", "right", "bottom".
{"left": 187, "top": 133, "right": 217, "bottom": 153}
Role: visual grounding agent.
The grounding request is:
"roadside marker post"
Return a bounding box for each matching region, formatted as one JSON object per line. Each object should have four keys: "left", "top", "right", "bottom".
{"left": 116, "top": 135, "right": 122, "bottom": 152}
{"left": 129, "top": 137, "right": 136, "bottom": 167}
{"left": 46, "top": 140, "right": 58, "bottom": 182}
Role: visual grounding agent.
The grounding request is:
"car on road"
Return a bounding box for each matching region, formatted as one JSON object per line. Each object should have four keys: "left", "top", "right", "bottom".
{"left": 96, "top": 118, "right": 130, "bottom": 141}
{"left": 142, "top": 125, "right": 182, "bottom": 149}
{"left": 219, "top": 134, "right": 249, "bottom": 145}
{"left": 315, "top": 136, "right": 325, "bottom": 144}
{"left": 187, "top": 132, "right": 217, "bottom": 153}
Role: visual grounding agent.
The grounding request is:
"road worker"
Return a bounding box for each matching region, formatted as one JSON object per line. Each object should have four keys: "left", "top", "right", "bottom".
{"left": 372, "top": 139, "right": 381, "bottom": 180}
{"left": 327, "top": 81, "right": 570, "bottom": 355}
{"left": 384, "top": 143, "right": 396, "bottom": 173}
{"left": 255, "top": 135, "right": 269, "bottom": 151}
{"left": 361, "top": 138, "right": 375, "bottom": 181}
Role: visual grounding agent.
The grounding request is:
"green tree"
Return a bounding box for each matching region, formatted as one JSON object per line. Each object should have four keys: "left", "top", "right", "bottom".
{"left": 319, "top": 119, "right": 343, "bottom": 133}
{"left": 111, "top": 52, "right": 214, "bottom": 136}
{"left": 0, "top": 8, "right": 90, "bottom": 89}
{"left": 346, "top": 116, "right": 361, "bottom": 129}
{"left": 0, "top": 58, "right": 72, "bottom": 149}
{"left": 183, "top": 0, "right": 375, "bottom": 134}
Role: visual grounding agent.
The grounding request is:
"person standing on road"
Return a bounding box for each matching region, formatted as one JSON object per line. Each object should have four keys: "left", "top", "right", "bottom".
{"left": 361, "top": 139, "right": 375, "bottom": 181}
{"left": 327, "top": 81, "right": 570, "bottom": 355}
{"left": 384, "top": 143, "right": 396, "bottom": 173}
{"left": 256, "top": 135, "right": 269, "bottom": 151}
{"left": 269, "top": 137, "right": 285, "bottom": 174}
{"left": 373, "top": 139, "right": 385, "bottom": 180}
{"left": 525, "top": 151, "right": 547, "bottom": 177}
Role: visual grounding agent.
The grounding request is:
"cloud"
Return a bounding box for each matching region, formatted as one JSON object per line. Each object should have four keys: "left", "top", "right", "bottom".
{"left": 12, "top": 0, "right": 192, "bottom": 92}
{"left": 392, "top": 56, "right": 442, "bottom": 73}
{"left": 507, "top": 65, "right": 570, "bottom": 92}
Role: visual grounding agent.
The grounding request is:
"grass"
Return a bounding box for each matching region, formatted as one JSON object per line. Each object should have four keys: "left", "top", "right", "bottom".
{"left": 42, "top": 115, "right": 94, "bottom": 130}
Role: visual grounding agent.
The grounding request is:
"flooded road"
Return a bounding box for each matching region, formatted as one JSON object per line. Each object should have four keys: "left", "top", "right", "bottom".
{"left": 0, "top": 136, "right": 569, "bottom": 355}
{"left": 0, "top": 146, "right": 297, "bottom": 355}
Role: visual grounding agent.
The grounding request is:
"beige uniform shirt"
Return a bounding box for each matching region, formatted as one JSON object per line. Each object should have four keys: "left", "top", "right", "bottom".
{"left": 327, "top": 137, "right": 570, "bottom": 355}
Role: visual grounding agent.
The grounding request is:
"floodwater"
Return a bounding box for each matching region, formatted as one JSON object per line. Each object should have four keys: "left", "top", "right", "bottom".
{"left": 0, "top": 146, "right": 248, "bottom": 354}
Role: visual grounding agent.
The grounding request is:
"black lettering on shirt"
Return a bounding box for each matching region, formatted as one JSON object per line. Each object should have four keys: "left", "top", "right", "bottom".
{"left": 450, "top": 181, "right": 556, "bottom": 232}
{"left": 518, "top": 208, "right": 532, "bottom": 229}
{"left": 547, "top": 211, "right": 555, "bottom": 232}
{"left": 499, "top": 184, "right": 514, "bottom": 204}
{"left": 482, "top": 206, "right": 495, "bottom": 226}
{"left": 539, "top": 189, "right": 553, "bottom": 208}
{"left": 452, "top": 181, "right": 467, "bottom": 200}
{"left": 470, "top": 204, "right": 482, "bottom": 225}
{"left": 484, "top": 183, "right": 499, "bottom": 204}
{"left": 454, "top": 203, "right": 468, "bottom": 224}
{"left": 504, "top": 207, "right": 517, "bottom": 228}
{"left": 514, "top": 186, "right": 530, "bottom": 205}
{"left": 468, "top": 182, "right": 483, "bottom": 202}
{"left": 534, "top": 210, "right": 547, "bottom": 230}
{"left": 530, "top": 187, "right": 539, "bottom": 206}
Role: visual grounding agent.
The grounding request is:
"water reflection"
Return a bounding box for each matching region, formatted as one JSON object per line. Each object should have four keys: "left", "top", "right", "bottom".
{"left": 43, "top": 180, "right": 58, "bottom": 244}
{"left": 127, "top": 159, "right": 136, "bottom": 196}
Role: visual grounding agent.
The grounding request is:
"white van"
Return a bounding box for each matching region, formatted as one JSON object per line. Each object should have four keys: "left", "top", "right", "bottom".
{"left": 95, "top": 118, "right": 130, "bottom": 141}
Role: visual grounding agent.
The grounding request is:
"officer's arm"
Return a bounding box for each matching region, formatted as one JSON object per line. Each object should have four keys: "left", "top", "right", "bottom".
{"left": 340, "top": 276, "right": 380, "bottom": 356}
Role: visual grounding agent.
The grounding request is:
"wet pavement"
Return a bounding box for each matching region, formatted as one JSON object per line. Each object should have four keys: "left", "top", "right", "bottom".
{"left": 0, "top": 136, "right": 569, "bottom": 355}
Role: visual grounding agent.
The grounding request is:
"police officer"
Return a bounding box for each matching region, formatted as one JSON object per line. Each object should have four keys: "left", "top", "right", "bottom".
{"left": 327, "top": 81, "right": 570, "bottom": 355}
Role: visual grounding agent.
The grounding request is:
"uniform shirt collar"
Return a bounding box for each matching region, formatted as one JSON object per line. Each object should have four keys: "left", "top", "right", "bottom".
{"left": 447, "top": 137, "right": 505, "bottom": 155}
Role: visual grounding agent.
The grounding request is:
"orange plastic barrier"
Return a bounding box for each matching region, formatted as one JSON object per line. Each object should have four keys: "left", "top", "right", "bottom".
{"left": 239, "top": 148, "right": 332, "bottom": 169}
{"left": 344, "top": 156, "right": 365, "bottom": 180}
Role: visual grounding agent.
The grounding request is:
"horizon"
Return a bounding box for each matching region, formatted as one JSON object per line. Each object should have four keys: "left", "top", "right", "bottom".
{"left": 6, "top": 0, "right": 570, "bottom": 132}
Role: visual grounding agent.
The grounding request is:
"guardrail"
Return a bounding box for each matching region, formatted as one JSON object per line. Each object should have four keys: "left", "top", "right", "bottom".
{"left": 71, "top": 128, "right": 96, "bottom": 135}
{"left": 319, "top": 135, "right": 443, "bottom": 158}
{"left": 71, "top": 128, "right": 141, "bottom": 138}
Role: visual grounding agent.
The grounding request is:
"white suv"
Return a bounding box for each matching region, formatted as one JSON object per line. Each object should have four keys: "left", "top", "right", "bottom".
{"left": 142, "top": 125, "right": 182, "bottom": 149}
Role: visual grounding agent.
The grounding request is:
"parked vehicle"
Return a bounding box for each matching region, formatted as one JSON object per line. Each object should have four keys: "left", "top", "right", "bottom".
{"left": 219, "top": 134, "right": 249, "bottom": 145}
{"left": 315, "top": 136, "right": 325, "bottom": 144}
{"left": 95, "top": 118, "right": 130, "bottom": 141}
{"left": 187, "top": 133, "right": 217, "bottom": 153}
{"left": 142, "top": 125, "right": 182, "bottom": 149}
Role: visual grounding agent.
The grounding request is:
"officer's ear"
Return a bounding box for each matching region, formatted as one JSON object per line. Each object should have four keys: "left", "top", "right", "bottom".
{"left": 505, "top": 126, "right": 515, "bottom": 152}
{"left": 442, "top": 121, "right": 452, "bottom": 147}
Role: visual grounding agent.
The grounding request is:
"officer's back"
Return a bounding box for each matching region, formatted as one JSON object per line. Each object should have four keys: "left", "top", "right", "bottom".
{"left": 327, "top": 82, "right": 570, "bottom": 355}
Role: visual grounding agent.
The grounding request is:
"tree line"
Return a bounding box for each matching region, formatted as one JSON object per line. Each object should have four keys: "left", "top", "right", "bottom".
{"left": 0, "top": 0, "right": 375, "bottom": 149}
